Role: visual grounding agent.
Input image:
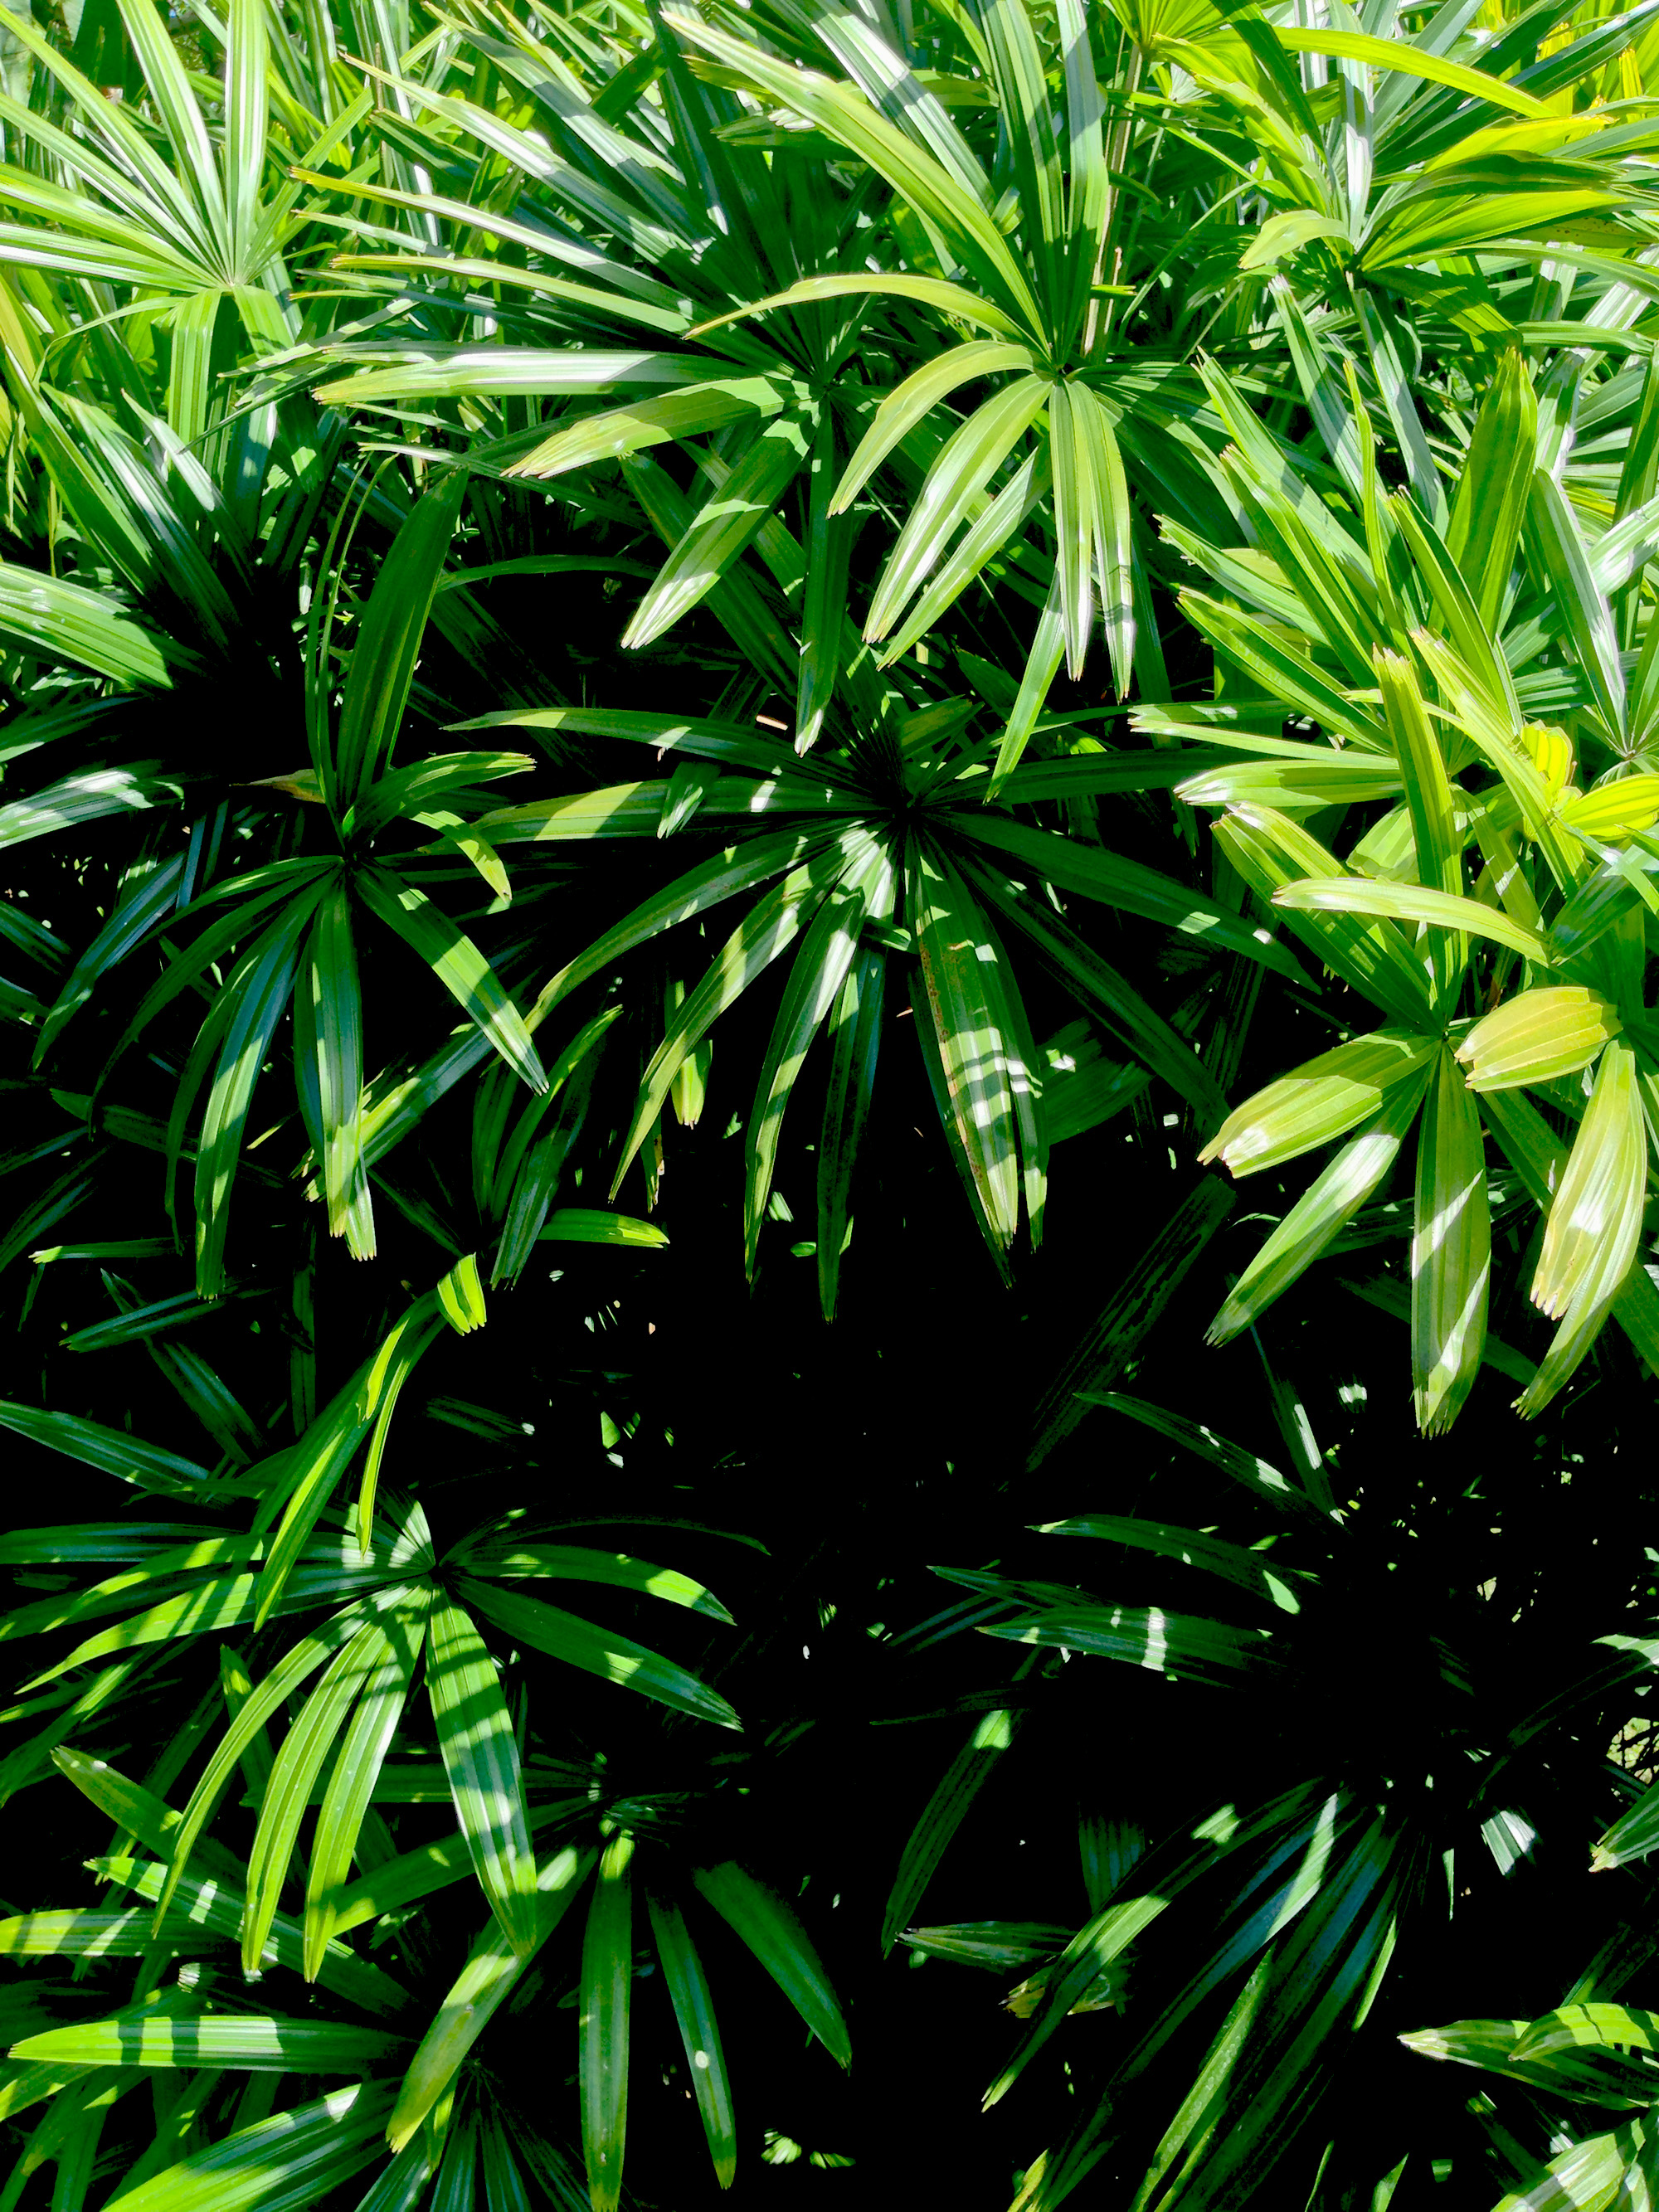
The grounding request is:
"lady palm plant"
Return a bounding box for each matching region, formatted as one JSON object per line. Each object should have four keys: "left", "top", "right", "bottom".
{"left": 0, "top": 0, "right": 1657, "bottom": 2208}
{"left": 1159, "top": 348, "right": 1659, "bottom": 1426}
{"left": 453, "top": 686, "right": 1292, "bottom": 1299}
{"left": 0, "top": 1290, "right": 846, "bottom": 2203}
{"left": 284, "top": 0, "right": 1659, "bottom": 1369}
{"left": 892, "top": 1371, "right": 1659, "bottom": 2212}
{"left": 1403, "top": 2002, "right": 1659, "bottom": 2207}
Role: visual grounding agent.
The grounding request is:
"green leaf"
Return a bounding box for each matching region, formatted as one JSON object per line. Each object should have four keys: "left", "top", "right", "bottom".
{"left": 903, "top": 453, "right": 1049, "bottom": 706}
{"left": 1412, "top": 1048, "right": 1491, "bottom": 1435}
{"left": 693, "top": 275, "right": 1020, "bottom": 349}
{"left": 1528, "top": 468, "right": 1627, "bottom": 744}
{"left": 883, "top": 1703, "right": 1024, "bottom": 1955}
{"left": 241, "top": 1613, "right": 411, "bottom": 1976}
{"left": 620, "top": 450, "right": 800, "bottom": 691}
{"left": 0, "top": 1531, "right": 254, "bottom": 1649}
{"left": 459, "top": 1578, "right": 740, "bottom": 1729}
{"left": 540, "top": 1208, "right": 669, "bottom": 1249}
{"left": 455, "top": 1540, "right": 732, "bottom": 1622}
{"left": 611, "top": 837, "right": 868, "bottom": 1196}
{"left": 1446, "top": 348, "right": 1538, "bottom": 635}
{"left": 1209, "top": 1073, "right": 1428, "bottom": 1344}
{"left": 581, "top": 1832, "right": 634, "bottom": 2212}
{"left": 1559, "top": 775, "right": 1659, "bottom": 847}
{"left": 1481, "top": 1084, "right": 1659, "bottom": 1401}
{"left": 1213, "top": 807, "right": 1433, "bottom": 1028}
{"left": 387, "top": 1846, "right": 596, "bottom": 2151}
{"left": 0, "top": 562, "right": 173, "bottom": 688}
{"left": 0, "top": 1405, "right": 212, "bottom": 1501}
{"left": 970, "top": 814, "right": 1301, "bottom": 978}
{"left": 51, "top": 1744, "right": 197, "bottom": 1861}
{"left": 304, "top": 1610, "right": 424, "bottom": 1978}
{"left": 356, "top": 866, "right": 546, "bottom": 1094}
{"left": 426, "top": 1600, "right": 539, "bottom": 1955}
{"left": 1240, "top": 211, "right": 1351, "bottom": 273}
{"left": 966, "top": 0, "right": 1062, "bottom": 311}
{"left": 156, "top": 1603, "right": 392, "bottom": 1928}
{"left": 80, "top": 2083, "right": 398, "bottom": 2212}
{"left": 1049, "top": 379, "right": 1097, "bottom": 687}
{"left": 60, "top": 1286, "right": 253, "bottom": 1355}
{"left": 0, "top": 765, "right": 190, "bottom": 858}
{"left": 912, "top": 842, "right": 1021, "bottom": 1250}
{"left": 193, "top": 890, "right": 321, "bottom": 1298}
{"left": 349, "top": 752, "right": 534, "bottom": 843}
{"left": 1411, "top": 633, "right": 1579, "bottom": 890}
{"left": 478, "top": 2122, "right": 533, "bottom": 2212}
{"left": 833, "top": 342, "right": 1036, "bottom": 515}
{"left": 11, "top": 2015, "right": 402, "bottom": 2073}
{"left": 499, "top": 372, "right": 796, "bottom": 483}
{"left": 1143, "top": 1818, "right": 1408, "bottom": 2206}
{"left": 109, "top": 1849, "right": 414, "bottom": 2016}
{"left": 1457, "top": 985, "right": 1622, "bottom": 1090}
{"left": 0, "top": 1903, "right": 178, "bottom": 1958}
{"left": 796, "top": 410, "right": 856, "bottom": 756}
{"left": 221, "top": 0, "right": 266, "bottom": 265}
{"left": 647, "top": 1884, "right": 737, "bottom": 2190}
{"left": 1530, "top": 1038, "right": 1646, "bottom": 1354}
{"left": 22, "top": 1565, "right": 314, "bottom": 1693}
{"left": 1037, "top": 1517, "right": 1303, "bottom": 1612}
{"left": 436, "top": 1251, "right": 489, "bottom": 1335}
{"left": 1174, "top": 754, "right": 1404, "bottom": 811}
{"left": 1085, "top": 1393, "right": 1316, "bottom": 1516}
{"left": 985, "top": 1890, "right": 1172, "bottom": 2108}
{"left": 624, "top": 403, "right": 815, "bottom": 649}
{"left": 255, "top": 1305, "right": 443, "bottom": 1627}
{"left": 329, "top": 1835, "right": 501, "bottom": 1941}
{"left": 461, "top": 705, "right": 797, "bottom": 777}
{"left": 663, "top": 13, "right": 1044, "bottom": 334}
{"left": 691, "top": 1862, "right": 849, "bottom": 2067}
{"left": 1061, "top": 381, "right": 1135, "bottom": 693}
{"left": 1518, "top": 2005, "right": 1659, "bottom": 2061}
{"left": 1376, "top": 646, "right": 1467, "bottom": 998}
{"left": 899, "top": 1921, "right": 1070, "bottom": 1971}
{"left": 1491, "top": 2127, "right": 1632, "bottom": 2212}
{"left": 528, "top": 825, "right": 837, "bottom": 1026}
{"left": 1272, "top": 876, "right": 1548, "bottom": 965}
{"left": 866, "top": 377, "right": 1052, "bottom": 644}
{"left": 297, "top": 879, "right": 373, "bottom": 1259}
{"left": 815, "top": 945, "right": 883, "bottom": 1324}
{"left": 1202, "top": 1030, "right": 1438, "bottom": 1178}
{"left": 34, "top": 853, "right": 183, "bottom": 1063}
{"left": 473, "top": 785, "right": 669, "bottom": 843}
{"left": 967, "top": 862, "right": 1228, "bottom": 1125}
{"left": 981, "top": 1597, "right": 1279, "bottom": 1686}
{"left": 1272, "top": 29, "right": 1551, "bottom": 117}
{"left": 1594, "top": 1784, "right": 1659, "bottom": 1872}
{"left": 333, "top": 473, "right": 465, "bottom": 810}
{"left": 1178, "top": 595, "right": 1382, "bottom": 751}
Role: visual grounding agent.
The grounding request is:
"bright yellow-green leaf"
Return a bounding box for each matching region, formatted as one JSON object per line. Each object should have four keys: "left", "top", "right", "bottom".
{"left": 1455, "top": 987, "right": 1622, "bottom": 1091}
{"left": 1559, "top": 773, "right": 1659, "bottom": 845}
{"left": 1200, "top": 1031, "right": 1438, "bottom": 1178}
{"left": 1531, "top": 1041, "right": 1647, "bottom": 1324}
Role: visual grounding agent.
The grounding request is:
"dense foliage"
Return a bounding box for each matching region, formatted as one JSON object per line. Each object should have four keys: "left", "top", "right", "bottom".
{"left": 2, "top": 0, "right": 1659, "bottom": 2203}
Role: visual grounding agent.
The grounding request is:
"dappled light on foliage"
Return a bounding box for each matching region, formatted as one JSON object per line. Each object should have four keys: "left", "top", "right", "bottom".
{"left": 0, "top": 0, "right": 1655, "bottom": 2202}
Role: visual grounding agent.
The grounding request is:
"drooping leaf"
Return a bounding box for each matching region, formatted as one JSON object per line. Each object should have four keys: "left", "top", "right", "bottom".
{"left": 691, "top": 1862, "right": 849, "bottom": 2068}
{"left": 1411, "top": 1049, "right": 1491, "bottom": 1435}
{"left": 581, "top": 1832, "right": 635, "bottom": 2212}
{"left": 426, "top": 1599, "right": 539, "bottom": 1954}
{"left": 647, "top": 1884, "right": 737, "bottom": 2190}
